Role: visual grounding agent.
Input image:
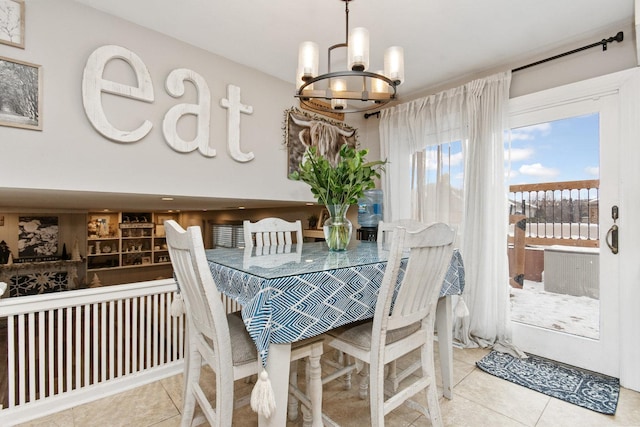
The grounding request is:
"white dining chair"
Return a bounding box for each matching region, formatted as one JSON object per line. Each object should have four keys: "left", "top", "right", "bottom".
{"left": 243, "top": 244, "right": 302, "bottom": 269}
{"left": 322, "top": 219, "right": 432, "bottom": 398}
{"left": 377, "top": 219, "right": 427, "bottom": 244}
{"left": 377, "top": 218, "right": 434, "bottom": 392}
{"left": 165, "top": 220, "right": 324, "bottom": 426}
{"left": 321, "top": 219, "right": 432, "bottom": 397}
{"left": 243, "top": 217, "right": 303, "bottom": 247}
{"left": 242, "top": 217, "right": 314, "bottom": 423}
{"left": 325, "top": 223, "right": 455, "bottom": 427}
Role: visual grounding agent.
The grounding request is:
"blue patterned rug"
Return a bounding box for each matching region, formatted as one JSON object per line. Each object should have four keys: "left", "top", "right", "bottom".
{"left": 476, "top": 350, "right": 619, "bottom": 415}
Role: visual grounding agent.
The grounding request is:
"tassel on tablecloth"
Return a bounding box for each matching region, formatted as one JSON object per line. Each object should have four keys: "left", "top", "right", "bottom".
{"left": 250, "top": 369, "right": 276, "bottom": 418}
{"left": 171, "top": 293, "right": 185, "bottom": 317}
{"left": 453, "top": 296, "right": 470, "bottom": 346}
{"left": 454, "top": 296, "right": 469, "bottom": 318}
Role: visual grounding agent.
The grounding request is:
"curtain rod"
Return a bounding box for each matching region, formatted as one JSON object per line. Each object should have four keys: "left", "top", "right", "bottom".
{"left": 365, "top": 31, "right": 624, "bottom": 119}
{"left": 512, "top": 31, "right": 623, "bottom": 73}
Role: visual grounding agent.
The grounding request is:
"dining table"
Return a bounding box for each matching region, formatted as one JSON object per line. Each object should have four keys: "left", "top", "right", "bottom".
{"left": 205, "top": 240, "right": 465, "bottom": 427}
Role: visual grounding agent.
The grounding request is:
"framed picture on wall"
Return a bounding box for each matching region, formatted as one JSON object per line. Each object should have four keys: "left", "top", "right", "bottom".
{"left": 0, "top": 55, "right": 42, "bottom": 130}
{"left": 299, "top": 99, "right": 344, "bottom": 121}
{"left": 284, "top": 108, "right": 356, "bottom": 177}
{"left": 18, "top": 216, "right": 58, "bottom": 258}
{"left": 0, "top": 0, "right": 25, "bottom": 49}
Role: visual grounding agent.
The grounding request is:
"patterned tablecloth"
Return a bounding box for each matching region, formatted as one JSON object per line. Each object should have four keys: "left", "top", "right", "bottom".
{"left": 206, "top": 241, "right": 464, "bottom": 367}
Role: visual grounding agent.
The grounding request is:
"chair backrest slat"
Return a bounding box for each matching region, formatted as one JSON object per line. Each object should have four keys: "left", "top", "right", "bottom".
{"left": 243, "top": 218, "right": 302, "bottom": 248}
{"left": 377, "top": 219, "right": 427, "bottom": 245}
{"left": 375, "top": 223, "right": 455, "bottom": 333}
{"left": 165, "top": 220, "right": 232, "bottom": 366}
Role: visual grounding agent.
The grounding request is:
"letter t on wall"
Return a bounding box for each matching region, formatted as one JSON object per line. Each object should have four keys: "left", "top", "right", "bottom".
{"left": 220, "top": 84, "right": 254, "bottom": 162}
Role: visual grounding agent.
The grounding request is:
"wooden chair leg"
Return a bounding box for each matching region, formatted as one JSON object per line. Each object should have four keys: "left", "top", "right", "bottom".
{"left": 342, "top": 353, "right": 353, "bottom": 390}
{"left": 422, "top": 343, "right": 443, "bottom": 427}
{"left": 288, "top": 361, "right": 300, "bottom": 421}
{"left": 368, "top": 359, "right": 385, "bottom": 427}
{"left": 359, "top": 363, "right": 369, "bottom": 400}
{"left": 387, "top": 360, "right": 398, "bottom": 391}
{"left": 181, "top": 346, "right": 200, "bottom": 427}
{"left": 289, "top": 342, "right": 326, "bottom": 427}
{"left": 307, "top": 346, "right": 323, "bottom": 427}
{"left": 322, "top": 350, "right": 354, "bottom": 390}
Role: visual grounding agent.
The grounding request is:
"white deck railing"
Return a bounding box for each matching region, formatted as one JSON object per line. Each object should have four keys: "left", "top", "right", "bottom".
{"left": 509, "top": 179, "right": 600, "bottom": 248}
{"left": 0, "top": 279, "right": 185, "bottom": 426}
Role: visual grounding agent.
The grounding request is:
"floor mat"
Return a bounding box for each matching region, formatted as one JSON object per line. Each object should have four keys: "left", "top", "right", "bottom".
{"left": 476, "top": 350, "right": 619, "bottom": 415}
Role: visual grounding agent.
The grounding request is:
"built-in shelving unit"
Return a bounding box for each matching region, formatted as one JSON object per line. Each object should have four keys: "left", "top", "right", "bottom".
{"left": 86, "top": 211, "right": 179, "bottom": 272}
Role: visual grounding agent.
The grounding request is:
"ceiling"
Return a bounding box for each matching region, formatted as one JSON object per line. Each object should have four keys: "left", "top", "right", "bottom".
{"left": 72, "top": 0, "right": 634, "bottom": 97}
{"left": 4, "top": 1, "right": 634, "bottom": 213}
{"left": 0, "top": 188, "right": 307, "bottom": 213}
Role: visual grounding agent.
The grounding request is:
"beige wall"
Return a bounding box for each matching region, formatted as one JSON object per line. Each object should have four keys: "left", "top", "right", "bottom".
{"left": 0, "top": 1, "right": 634, "bottom": 266}
{"left": 357, "top": 20, "right": 637, "bottom": 156}
{"left": 0, "top": 1, "right": 636, "bottom": 228}
{"left": 0, "top": 2, "right": 635, "bottom": 211}
{"left": 401, "top": 21, "right": 637, "bottom": 101}
{"left": 0, "top": 0, "right": 370, "bottom": 207}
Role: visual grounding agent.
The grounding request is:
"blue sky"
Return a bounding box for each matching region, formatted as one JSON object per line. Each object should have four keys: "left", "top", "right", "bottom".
{"left": 423, "top": 113, "right": 599, "bottom": 189}
{"left": 506, "top": 113, "right": 600, "bottom": 185}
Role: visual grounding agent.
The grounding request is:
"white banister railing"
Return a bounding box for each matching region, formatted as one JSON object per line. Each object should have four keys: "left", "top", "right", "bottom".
{"left": 509, "top": 179, "right": 600, "bottom": 248}
{"left": 0, "top": 279, "right": 185, "bottom": 426}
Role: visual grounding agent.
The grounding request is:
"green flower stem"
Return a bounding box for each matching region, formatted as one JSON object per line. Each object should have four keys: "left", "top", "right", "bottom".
{"left": 289, "top": 144, "right": 386, "bottom": 251}
{"left": 289, "top": 144, "right": 387, "bottom": 207}
{"left": 324, "top": 204, "right": 352, "bottom": 251}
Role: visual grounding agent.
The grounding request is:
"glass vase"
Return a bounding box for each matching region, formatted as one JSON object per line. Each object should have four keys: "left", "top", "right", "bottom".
{"left": 323, "top": 204, "right": 353, "bottom": 251}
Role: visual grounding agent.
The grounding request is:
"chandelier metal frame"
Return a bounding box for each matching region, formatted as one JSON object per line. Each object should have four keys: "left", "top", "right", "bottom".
{"left": 294, "top": 0, "right": 400, "bottom": 114}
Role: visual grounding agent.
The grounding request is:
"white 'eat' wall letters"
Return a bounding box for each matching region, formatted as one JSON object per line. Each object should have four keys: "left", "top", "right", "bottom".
{"left": 81, "top": 45, "right": 254, "bottom": 162}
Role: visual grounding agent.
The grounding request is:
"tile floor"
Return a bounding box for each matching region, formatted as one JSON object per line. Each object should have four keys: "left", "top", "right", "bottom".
{"left": 15, "top": 346, "right": 640, "bottom": 427}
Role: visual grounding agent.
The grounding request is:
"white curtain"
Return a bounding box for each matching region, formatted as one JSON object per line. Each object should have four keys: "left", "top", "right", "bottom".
{"left": 380, "top": 87, "right": 466, "bottom": 224}
{"left": 379, "top": 71, "right": 520, "bottom": 352}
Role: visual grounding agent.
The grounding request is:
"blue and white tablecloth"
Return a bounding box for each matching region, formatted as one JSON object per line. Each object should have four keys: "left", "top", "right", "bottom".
{"left": 206, "top": 241, "right": 464, "bottom": 367}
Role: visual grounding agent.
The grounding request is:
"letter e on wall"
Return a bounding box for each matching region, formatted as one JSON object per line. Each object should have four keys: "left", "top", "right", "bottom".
{"left": 82, "top": 45, "right": 154, "bottom": 142}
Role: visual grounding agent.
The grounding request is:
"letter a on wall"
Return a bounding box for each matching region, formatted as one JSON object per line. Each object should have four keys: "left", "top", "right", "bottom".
{"left": 163, "top": 68, "right": 216, "bottom": 157}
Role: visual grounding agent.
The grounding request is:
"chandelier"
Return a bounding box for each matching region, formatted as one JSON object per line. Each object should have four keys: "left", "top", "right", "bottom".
{"left": 294, "top": 0, "right": 404, "bottom": 114}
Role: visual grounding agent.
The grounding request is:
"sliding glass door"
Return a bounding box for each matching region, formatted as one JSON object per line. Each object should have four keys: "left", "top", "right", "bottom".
{"left": 508, "top": 81, "right": 620, "bottom": 377}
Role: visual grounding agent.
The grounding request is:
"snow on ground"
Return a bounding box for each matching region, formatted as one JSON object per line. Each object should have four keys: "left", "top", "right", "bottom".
{"left": 509, "top": 279, "right": 599, "bottom": 339}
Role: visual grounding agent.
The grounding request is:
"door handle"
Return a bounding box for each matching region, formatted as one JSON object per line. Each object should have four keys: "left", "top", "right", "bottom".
{"left": 606, "top": 224, "right": 618, "bottom": 254}
{"left": 606, "top": 205, "right": 619, "bottom": 254}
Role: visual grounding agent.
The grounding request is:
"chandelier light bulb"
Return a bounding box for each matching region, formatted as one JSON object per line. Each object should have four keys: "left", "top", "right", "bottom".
{"left": 330, "top": 79, "right": 347, "bottom": 110}
{"left": 371, "top": 70, "right": 388, "bottom": 98}
{"left": 384, "top": 46, "right": 405, "bottom": 85}
{"left": 297, "top": 41, "right": 319, "bottom": 88}
{"left": 348, "top": 27, "right": 370, "bottom": 71}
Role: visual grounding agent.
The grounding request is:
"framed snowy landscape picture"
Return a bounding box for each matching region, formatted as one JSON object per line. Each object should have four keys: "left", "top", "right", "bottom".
{"left": 0, "top": 55, "right": 42, "bottom": 130}
{"left": 0, "top": 0, "right": 24, "bottom": 48}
